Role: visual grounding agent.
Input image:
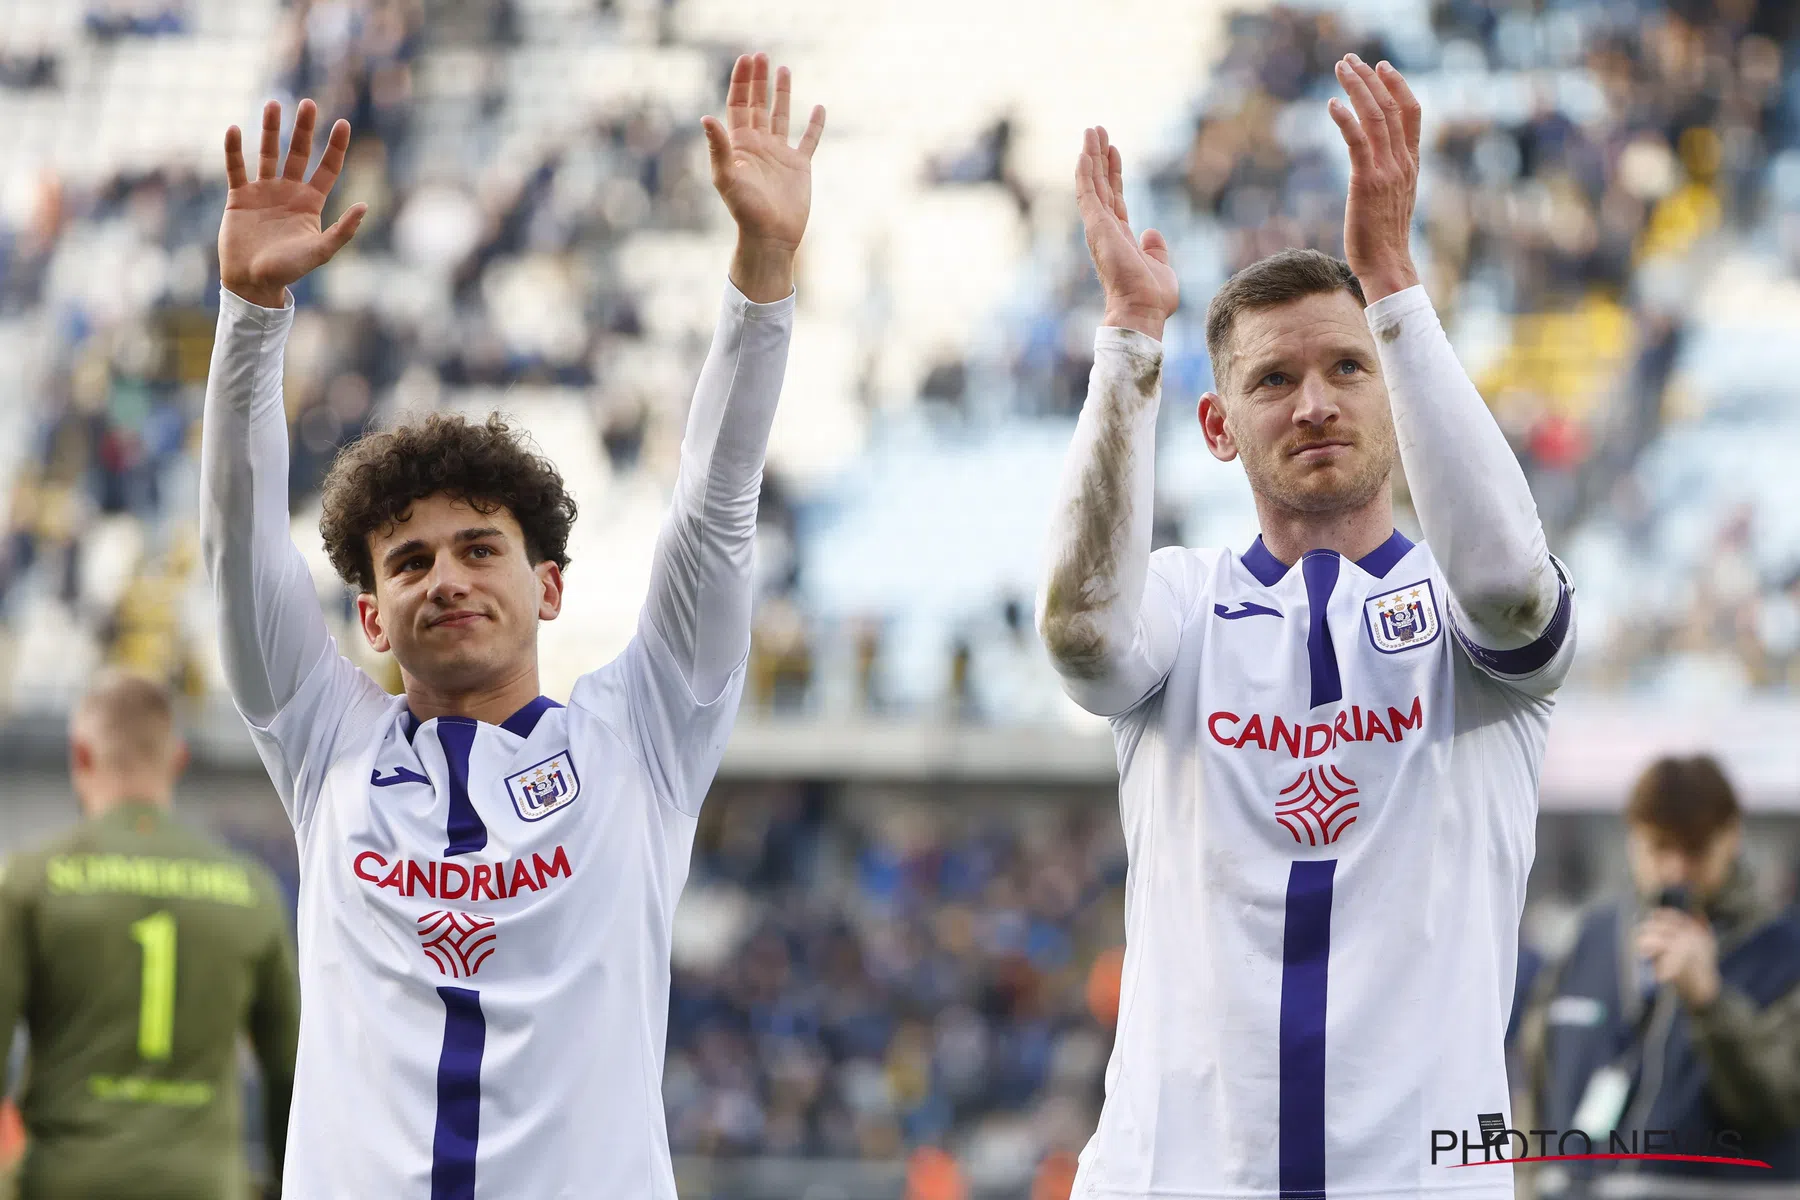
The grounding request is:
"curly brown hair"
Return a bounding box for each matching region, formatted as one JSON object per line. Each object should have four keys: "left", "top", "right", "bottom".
{"left": 319, "top": 412, "right": 578, "bottom": 594}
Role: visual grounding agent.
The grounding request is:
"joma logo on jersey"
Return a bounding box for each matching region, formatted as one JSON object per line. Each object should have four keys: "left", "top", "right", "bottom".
{"left": 1208, "top": 696, "right": 1423, "bottom": 759}
{"left": 505, "top": 752, "right": 580, "bottom": 821}
{"left": 1365, "top": 579, "right": 1441, "bottom": 653}
{"left": 352, "top": 845, "right": 572, "bottom": 900}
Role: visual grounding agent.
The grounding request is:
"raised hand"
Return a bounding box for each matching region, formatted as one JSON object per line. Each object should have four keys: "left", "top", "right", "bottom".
{"left": 1077, "top": 127, "right": 1178, "bottom": 342}
{"left": 702, "top": 52, "right": 826, "bottom": 303}
{"left": 219, "top": 99, "right": 368, "bottom": 308}
{"left": 1327, "top": 55, "right": 1422, "bottom": 302}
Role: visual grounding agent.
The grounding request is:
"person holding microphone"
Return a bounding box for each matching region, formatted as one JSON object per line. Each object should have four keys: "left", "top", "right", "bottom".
{"left": 1523, "top": 755, "right": 1800, "bottom": 1197}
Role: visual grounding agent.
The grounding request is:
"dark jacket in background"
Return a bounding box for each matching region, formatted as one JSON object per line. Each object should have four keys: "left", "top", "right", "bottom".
{"left": 1522, "top": 862, "right": 1800, "bottom": 1196}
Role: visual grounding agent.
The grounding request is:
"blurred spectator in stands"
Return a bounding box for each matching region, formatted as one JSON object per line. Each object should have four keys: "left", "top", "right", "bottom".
{"left": 85, "top": 0, "right": 189, "bottom": 40}
{"left": 0, "top": 51, "right": 57, "bottom": 91}
{"left": 662, "top": 789, "right": 1121, "bottom": 1185}
{"left": 927, "top": 116, "right": 1032, "bottom": 218}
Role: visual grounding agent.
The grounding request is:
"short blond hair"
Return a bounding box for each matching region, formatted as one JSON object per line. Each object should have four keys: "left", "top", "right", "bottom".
{"left": 73, "top": 672, "right": 178, "bottom": 770}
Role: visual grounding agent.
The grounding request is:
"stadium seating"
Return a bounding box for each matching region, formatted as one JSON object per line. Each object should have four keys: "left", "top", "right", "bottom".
{"left": 6, "top": 1, "right": 1800, "bottom": 1188}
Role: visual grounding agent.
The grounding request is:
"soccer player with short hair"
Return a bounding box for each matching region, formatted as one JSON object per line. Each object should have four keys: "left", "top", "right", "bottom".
{"left": 0, "top": 673, "right": 299, "bottom": 1200}
{"left": 1038, "top": 58, "right": 1574, "bottom": 1198}
{"left": 198, "top": 53, "right": 824, "bottom": 1196}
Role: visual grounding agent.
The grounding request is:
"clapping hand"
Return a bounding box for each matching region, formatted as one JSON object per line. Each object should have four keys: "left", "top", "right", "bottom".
{"left": 1326, "top": 55, "right": 1423, "bottom": 302}
{"left": 1075, "top": 126, "right": 1178, "bottom": 342}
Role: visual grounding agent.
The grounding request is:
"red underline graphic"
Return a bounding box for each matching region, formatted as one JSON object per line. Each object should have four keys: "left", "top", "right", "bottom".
{"left": 1451, "top": 1154, "right": 1772, "bottom": 1169}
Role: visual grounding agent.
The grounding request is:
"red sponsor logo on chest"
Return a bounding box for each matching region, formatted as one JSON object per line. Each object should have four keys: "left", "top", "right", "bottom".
{"left": 351, "top": 845, "right": 572, "bottom": 901}
{"left": 1206, "top": 696, "right": 1423, "bottom": 758}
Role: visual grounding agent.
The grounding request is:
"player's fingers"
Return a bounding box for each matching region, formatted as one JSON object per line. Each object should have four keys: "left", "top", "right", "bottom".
{"left": 1074, "top": 132, "right": 1105, "bottom": 219}
{"left": 1326, "top": 98, "right": 1371, "bottom": 170}
{"left": 1090, "top": 127, "right": 1113, "bottom": 211}
{"left": 1379, "top": 61, "right": 1423, "bottom": 165}
{"left": 772, "top": 65, "right": 792, "bottom": 139}
{"left": 308, "top": 119, "right": 353, "bottom": 197}
{"left": 1107, "top": 140, "right": 1129, "bottom": 223}
{"left": 257, "top": 100, "right": 282, "bottom": 181}
{"left": 284, "top": 98, "right": 317, "bottom": 181}
{"left": 796, "top": 104, "right": 826, "bottom": 159}
{"left": 725, "top": 54, "right": 752, "bottom": 128}
{"left": 748, "top": 52, "right": 770, "bottom": 131}
{"left": 1082, "top": 130, "right": 1112, "bottom": 216}
{"left": 1355, "top": 58, "right": 1406, "bottom": 157}
{"left": 224, "top": 125, "right": 249, "bottom": 190}
{"left": 1336, "top": 56, "right": 1392, "bottom": 162}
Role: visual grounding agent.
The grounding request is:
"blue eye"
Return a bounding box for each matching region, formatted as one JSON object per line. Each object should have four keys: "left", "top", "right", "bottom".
{"left": 1336, "top": 360, "right": 1361, "bottom": 375}
{"left": 1262, "top": 372, "right": 1288, "bottom": 388}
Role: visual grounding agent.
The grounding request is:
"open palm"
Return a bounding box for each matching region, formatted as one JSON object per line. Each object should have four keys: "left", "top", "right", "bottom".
{"left": 702, "top": 53, "right": 825, "bottom": 252}
{"left": 1077, "top": 126, "right": 1178, "bottom": 330}
{"left": 219, "top": 99, "right": 367, "bottom": 307}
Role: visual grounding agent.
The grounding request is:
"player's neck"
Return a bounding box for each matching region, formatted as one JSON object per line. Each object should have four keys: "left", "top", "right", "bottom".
{"left": 1253, "top": 491, "right": 1395, "bottom": 568}
{"left": 401, "top": 667, "right": 546, "bottom": 728}
{"left": 81, "top": 789, "right": 173, "bottom": 820}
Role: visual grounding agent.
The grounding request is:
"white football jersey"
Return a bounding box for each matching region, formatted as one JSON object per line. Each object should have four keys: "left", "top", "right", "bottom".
{"left": 1073, "top": 530, "right": 1574, "bottom": 1200}
{"left": 252, "top": 623, "right": 727, "bottom": 1199}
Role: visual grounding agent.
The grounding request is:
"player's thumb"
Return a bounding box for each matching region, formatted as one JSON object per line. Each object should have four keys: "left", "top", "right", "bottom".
{"left": 322, "top": 203, "right": 368, "bottom": 256}
{"left": 701, "top": 116, "right": 731, "bottom": 178}
{"left": 1140, "top": 227, "right": 1170, "bottom": 264}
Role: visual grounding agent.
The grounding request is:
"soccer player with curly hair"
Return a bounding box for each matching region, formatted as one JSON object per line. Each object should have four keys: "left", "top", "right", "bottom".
{"left": 199, "top": 53, "right": 824, "bottom": 1197}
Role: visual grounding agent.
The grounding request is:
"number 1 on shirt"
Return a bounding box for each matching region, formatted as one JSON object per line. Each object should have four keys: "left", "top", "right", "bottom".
{"left": 129, "top": 911, "right": 177, "bottom": 1061}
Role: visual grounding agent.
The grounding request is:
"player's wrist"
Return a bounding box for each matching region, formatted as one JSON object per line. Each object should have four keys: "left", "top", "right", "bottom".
{"left": 224, "top": 277, "right": 289, "bottom": 309}
{"left": 1102, "top": 305, "right": 1166, "bottom": 343}
{"left": 728, "top": 237, "right": 797, "bottom": 304}
{"left": 1351, "top": 259, "right": 1420, "bottom": 305}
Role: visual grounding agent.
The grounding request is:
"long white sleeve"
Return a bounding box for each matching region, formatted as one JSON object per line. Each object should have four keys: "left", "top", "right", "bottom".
{"left": 639, "top": 281, "right": 793, "bottom": 703}
{"left": 1368, "top": 285, "right": 1568, "bottom": 654}
{"left": 198, "top": 289, "right": 334, "bottom": 726}
{"left": 571, "top": 281, "right": 795, "bottom": 818}
{"left": 1037, "top": 328, "right": 1187, "bottom": 717}
{"left": 200, "top": 289, "right": 387, "bottom": 826}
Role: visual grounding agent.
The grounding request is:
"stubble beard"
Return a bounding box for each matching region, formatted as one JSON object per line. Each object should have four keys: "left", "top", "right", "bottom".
{"left": 1232, "top": 417, "right": 1399, "bottom": 517}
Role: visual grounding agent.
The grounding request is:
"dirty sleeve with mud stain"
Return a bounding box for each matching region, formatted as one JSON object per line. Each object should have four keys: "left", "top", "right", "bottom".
{"left": 1366, "top": 284, "right": 1567, "bottom": 660}
{"left": 1037, "top": 327, "right": 1189, "bottom": 717}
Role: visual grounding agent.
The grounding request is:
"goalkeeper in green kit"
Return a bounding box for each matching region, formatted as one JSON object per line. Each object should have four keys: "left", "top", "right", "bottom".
{"left": 0, "top": 675, "right": 299, "bottom": 1200}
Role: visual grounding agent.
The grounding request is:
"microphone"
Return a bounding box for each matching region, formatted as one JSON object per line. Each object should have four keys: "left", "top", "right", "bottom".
{"left": 1638, "top": 884, "right": 1694, "bottom": 1003}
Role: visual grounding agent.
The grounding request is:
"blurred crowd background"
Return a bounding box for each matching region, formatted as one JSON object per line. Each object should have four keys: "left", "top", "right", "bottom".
{"left": 5, "top": 0, "right": 1800, "bottom": 1196}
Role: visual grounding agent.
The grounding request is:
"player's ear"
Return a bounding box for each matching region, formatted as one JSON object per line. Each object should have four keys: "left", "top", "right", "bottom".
{"left": 69, "top": 732, "right": 95, "bottom": 776}
{"left": 1200, "top": 392, "right": 1237, "bottom": 462}
{"left": 356, "top": 591, "right": 391, "bottom": 653}
{"left": 535, "top": 560, "right": 564, "bottom": 623}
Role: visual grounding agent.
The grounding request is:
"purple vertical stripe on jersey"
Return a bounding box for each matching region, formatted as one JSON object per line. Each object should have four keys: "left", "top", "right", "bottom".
{"left": 437, "top": 717, "right": 487, "bottom": 856}
{"left": 1300, "top": 552, "right": 1342, "bottom": 708}
{"left": 499, "top": 695, "right": 561, "bottom": 739}
{"left": 432, "top": 986, "right": 485, "bottom": 1200}
{"left": 1279, "top": 859, "right": 1336, "bottom": 1200}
